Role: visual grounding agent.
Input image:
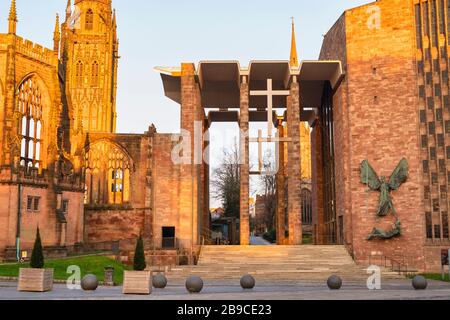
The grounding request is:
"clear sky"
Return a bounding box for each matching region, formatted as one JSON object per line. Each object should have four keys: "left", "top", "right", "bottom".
{"left": 0, "top": 0, "right": 371, "bottom": 203}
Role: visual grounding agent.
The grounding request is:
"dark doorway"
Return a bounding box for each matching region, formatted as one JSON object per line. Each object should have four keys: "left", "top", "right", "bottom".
{"left": 162, "top": 226, "right": 176, "bottom": 248}
{"left": 321, "top": 82, "right": 338, "bottom": 244}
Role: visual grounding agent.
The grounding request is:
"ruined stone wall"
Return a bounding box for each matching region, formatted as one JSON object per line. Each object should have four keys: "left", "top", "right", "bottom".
{"left": 152, "top": 134, "right": 181, "bottom": 248}
{"left": 85, "top": 208, "right": 145, "bottom": 243}
{"left": 84, "top": 133, "right": 150, "bottom": 245}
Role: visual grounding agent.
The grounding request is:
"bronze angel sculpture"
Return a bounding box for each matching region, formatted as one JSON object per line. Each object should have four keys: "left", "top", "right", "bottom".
{"left": 360, "top": 158, "right": 408, "bottom": 240}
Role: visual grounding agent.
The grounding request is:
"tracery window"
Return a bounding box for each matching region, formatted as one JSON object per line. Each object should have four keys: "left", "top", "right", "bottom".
{"left": 91, "top": 61, "right": 99, "bottom": 87}
{"left": 76, "top": 61, "right": 83, "bottom": 87}
{"left": 85, "top": 141, "right": 131, "bottom": 205}
{"left": 18, "top": 78, "right": 43, "bottom": 169}
{"left": 85, "top": 9, "right": 94, "bottom": 31}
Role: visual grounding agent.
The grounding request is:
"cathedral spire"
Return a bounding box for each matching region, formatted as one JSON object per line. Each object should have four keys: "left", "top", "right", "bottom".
{"left": 53, "top": 14, "right": 61, "bottom": 53}
{"left": 65, "top": 0, "right": 72, "bottom": 21}
{"left": 8, "top": 0, "right": 18, "bottom": 34}
{"left": 112, "top": 9, "right": 117, "bottom": 39}
{"left": 290, "top": 17, "right": 299, "bottom": 68}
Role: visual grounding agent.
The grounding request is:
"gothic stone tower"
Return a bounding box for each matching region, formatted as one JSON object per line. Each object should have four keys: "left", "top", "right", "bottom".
{"left": 0, "top": 0, "right": 85, "bottom": 261}
{"left": 61, "top": 0, "right": 118, "bottom": 154}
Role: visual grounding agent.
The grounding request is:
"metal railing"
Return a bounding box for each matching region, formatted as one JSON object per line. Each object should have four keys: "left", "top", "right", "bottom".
{"left": 368, "top": 254, "right": 417, "bottom": 276}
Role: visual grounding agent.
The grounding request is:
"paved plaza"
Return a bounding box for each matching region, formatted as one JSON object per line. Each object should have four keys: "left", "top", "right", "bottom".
{"left": 0, "top": 279, "right": 449, "bottom": 300}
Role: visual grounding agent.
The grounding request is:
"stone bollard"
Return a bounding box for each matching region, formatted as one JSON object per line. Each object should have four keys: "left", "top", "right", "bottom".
{"left": 327, "top": 275, "right": 343, "bottom": 290}
{"left": 240, "top": 275, "right": 256, "bottom": 290}
{"left": 153, "top": 273, "right": 168, "bottom": 289}
{"left": 81, "top": 274, "right": 99, "bottom": 291}
{"left": 412, "top": 275, "right": 428, "bottom": 290}
{"left": 104, "top": 266, "right": 115, "bottom": 286}
{"left": 186, "top": 276, "right": 203, "bottom": 293}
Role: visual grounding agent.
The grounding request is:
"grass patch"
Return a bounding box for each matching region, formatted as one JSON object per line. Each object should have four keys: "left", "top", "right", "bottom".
{"left": 0, "top": 256, "right": 131, "bottom": 285}
{"left": 412, "top": 273, "right": 450, "bottom": 282}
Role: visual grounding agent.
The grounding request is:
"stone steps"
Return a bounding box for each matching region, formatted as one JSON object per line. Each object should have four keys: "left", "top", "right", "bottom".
{"left": 165, "top": 245, "right": 404, "bottom": 282}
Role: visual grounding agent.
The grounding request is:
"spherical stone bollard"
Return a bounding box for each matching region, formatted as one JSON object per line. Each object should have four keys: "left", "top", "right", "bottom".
{"left": 185, "top": 276, "right": 203, "bottom": 293}
{"left": 153, "top": 273, "right": 168, "bottom": 289}
{"left": 327, "top": 275, "right": 343, "bottom": 290}
{"left": 240, "top": 275, "right": 256, "bottom": 290}
{"left": 412, "top": 276, "right": 428, "bottom": 290}
{"left": 81, "top": 274, "right": 99, "bottom": 291}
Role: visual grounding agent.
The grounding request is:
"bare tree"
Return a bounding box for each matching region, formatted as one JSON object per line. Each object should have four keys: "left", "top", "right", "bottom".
{"left": 211, "top": 140, "right": 240, "bottom": 218}
{"left": 259, "top": 150, "right": 277, "bottom": 231}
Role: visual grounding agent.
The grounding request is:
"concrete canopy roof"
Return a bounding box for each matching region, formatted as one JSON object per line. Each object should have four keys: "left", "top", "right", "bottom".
{"left": 198, "top": 61, "right": 241, "bottom": 109}
{"left": 155, "top": 60, "right": 344, "bottom": 111}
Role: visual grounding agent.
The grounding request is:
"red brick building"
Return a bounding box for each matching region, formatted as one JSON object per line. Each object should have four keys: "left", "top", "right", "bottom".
{"left": 316, "top": 0, "right": 449, "bottom": 271}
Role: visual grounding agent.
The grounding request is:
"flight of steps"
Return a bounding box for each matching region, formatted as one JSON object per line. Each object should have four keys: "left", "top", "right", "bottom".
{"left": 165, "top": 245, "right": 403, "bottom": 283}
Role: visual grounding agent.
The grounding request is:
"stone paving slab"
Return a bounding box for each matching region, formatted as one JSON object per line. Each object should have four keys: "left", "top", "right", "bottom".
{"left": 0, "top": 280, "right": 449, "bottom": 300}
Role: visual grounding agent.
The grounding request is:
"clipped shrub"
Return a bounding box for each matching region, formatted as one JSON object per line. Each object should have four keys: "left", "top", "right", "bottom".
{"left": 133, "top": 235, "right": 146, "bottom": 271}
{"left": 30, "top": 228, "right": 44, "bottom": 269}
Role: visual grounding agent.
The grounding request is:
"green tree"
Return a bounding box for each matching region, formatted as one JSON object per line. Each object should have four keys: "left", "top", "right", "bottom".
{"left": 133, "top": 235, "right": 146, "bottom": 271}
{"left": 30, "top": 228, "right": 44, "bottom": 269}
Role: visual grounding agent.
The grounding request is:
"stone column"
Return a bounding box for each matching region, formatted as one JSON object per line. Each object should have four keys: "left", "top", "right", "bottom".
{"left": 239, "top": 76, "right": 250, "bottom": 245}
{"left": 143, "top": 128, "right": 155, "bottom": 244}
{"left": 202, "top": 122, "right": 210, "bottom": 240}
{"left": 179, "top": 63, "right": 201, "bottom": 250}
{"left": 311, "top": 123, "right": 325, "bottom": 244}
{"left": 276, "top": 119, "right": 286, "bottom": 245}
{"left": 2, "top": 39, "right": 17, "bottom": 166}
{"left": 287, "top": 78, "right": 302, "bottom": 245}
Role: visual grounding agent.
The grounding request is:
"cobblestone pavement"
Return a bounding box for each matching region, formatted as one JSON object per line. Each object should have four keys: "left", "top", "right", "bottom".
{"left": 0, "top": 280, "right": 449, "bottom": 300}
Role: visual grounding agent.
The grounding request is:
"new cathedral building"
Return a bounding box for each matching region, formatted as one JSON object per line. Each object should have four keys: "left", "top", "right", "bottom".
{"left": 0, "top": 0, "right": 448, "bottom": 272}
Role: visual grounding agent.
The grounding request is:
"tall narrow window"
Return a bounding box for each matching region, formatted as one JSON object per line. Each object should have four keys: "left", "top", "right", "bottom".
{"left": 91, "top": 61, "right": 99, "bottom": 87}
{"left": 85, "top": 9, "right": 94, "bottom": 30}
{"left": 439, "top": 0, "right": 445, "bottom": 34}
{"left": 424, "top": 3, "right": 430, "bottom": 37}
{"left": 431, "top": 0, "right": 438, "bottom": 47}
{"left": 76, "top": 61, "right": 83, "bottom": 87}
{"left": 447, "top": 0, "right": 450, "bottom": 41}
{"left": 426, "top": 212, "right": 433, "bottom": 239}
{"left": 415, "top": 4, "right": 423, "bottom": 49}
{"left": 443, "top": 212, "right": 449, "bottom": 239}
{"left": 18, "top": 78, "right": 43, "bottom": 169}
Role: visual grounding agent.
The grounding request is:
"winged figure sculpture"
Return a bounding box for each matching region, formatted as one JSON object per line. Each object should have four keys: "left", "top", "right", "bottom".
{"left": 360, "top": 158, "right": 408, "bottom": 240}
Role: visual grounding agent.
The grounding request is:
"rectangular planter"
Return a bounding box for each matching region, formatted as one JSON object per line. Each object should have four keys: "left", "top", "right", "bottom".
{"left": 18, "top": 268, "right": 54, "bottom": 292}
{"left": 123, "top": 271, "right": 152, "bottom": 295}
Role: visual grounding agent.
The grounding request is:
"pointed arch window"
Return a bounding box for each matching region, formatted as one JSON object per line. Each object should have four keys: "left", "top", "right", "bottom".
{"left": 85, "top": 9, "right": 94, "bottom": 31}
{"left": 85, "top": 141, "right": 131, "bottom": 205}
{"left": 18, "top": 78, "right": 43, "bottom": 169}
{"left": 76, "top": 61, "right": 83, "bottom": 87}
{"left": 91, "top": 61, "right": 99, "bottom": 87}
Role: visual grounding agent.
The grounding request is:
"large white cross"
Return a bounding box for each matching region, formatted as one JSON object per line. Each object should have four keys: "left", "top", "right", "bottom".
{"left": 250, "top": 79, "right": 290, "bottom": 138}
{"left": 249, "top": 79, "right": 291, "bottom": 174}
